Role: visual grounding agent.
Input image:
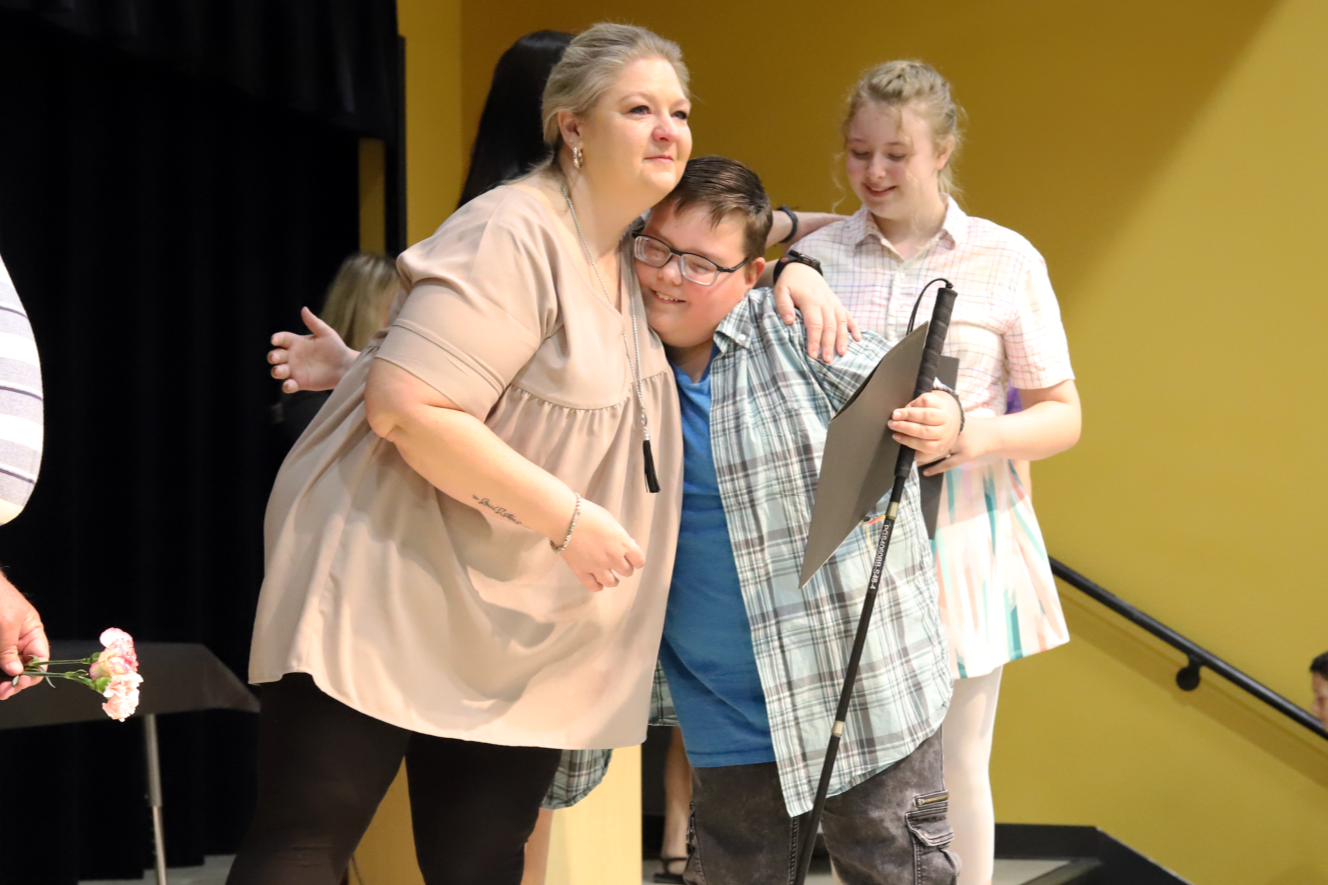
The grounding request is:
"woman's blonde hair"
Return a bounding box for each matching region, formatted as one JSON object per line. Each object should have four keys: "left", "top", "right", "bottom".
{"left": 842, "top": 60, "right": 964, "bottom": 197}
{"left": 319, "top": 253, "right": 397, "bottom": 351}
{"left": 540, "top": 23, "right": 688, "bottom": 163}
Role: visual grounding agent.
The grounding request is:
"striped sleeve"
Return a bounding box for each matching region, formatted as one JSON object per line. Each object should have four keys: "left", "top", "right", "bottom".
{"left": 0, "top": 254, "right": 42, "bottom": 524}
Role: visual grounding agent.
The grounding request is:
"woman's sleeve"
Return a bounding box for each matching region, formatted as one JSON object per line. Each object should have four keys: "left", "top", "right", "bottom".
{"left": 1006, "top": 251, "right": 1075, "bottom": 391}
{"left": 375, "top": 203, "right": 558, "bottom": 419}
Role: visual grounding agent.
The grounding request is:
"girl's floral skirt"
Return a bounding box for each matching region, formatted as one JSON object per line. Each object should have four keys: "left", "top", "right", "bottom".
{"left": 932, "top": 459, "right": 1069, "bottom": 680}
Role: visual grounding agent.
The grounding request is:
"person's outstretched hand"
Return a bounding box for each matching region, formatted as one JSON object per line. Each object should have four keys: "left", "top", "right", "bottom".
{"left": 267, "top": 307, "right": 359, "bottom": 393}
{"left": 0, "top": 572, "right": 48, "bottom": 700}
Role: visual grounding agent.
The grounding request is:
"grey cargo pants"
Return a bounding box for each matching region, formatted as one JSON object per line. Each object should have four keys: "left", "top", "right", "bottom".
{"left": 684, "top": 728, "right": 958, "bottom": 885}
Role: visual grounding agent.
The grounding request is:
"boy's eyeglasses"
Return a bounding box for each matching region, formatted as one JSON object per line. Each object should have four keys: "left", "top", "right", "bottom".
{"left": 633, "top": 235, "right": 748, "bottom": 287}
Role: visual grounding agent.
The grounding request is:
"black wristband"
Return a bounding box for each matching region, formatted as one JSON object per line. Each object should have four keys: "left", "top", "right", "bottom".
{"left": 777, "top": 205, "right": 798, "bottom": 245}
{"left": 772, "top": 250, "right": 823, "bottom": 287}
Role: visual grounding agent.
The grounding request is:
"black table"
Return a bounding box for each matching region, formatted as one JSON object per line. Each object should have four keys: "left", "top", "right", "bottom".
{"left": 0, "top": 642, "right": 260, "bottom": 884}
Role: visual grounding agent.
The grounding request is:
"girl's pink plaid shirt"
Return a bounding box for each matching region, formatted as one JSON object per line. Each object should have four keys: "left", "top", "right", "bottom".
{"left": 796, "top": 197, "right": 1074, "bottom": 419}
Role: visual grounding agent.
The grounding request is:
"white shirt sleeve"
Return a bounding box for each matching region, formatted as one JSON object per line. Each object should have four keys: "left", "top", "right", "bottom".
{"left": 0, "top": 253, "right": 43, "bottom": 524}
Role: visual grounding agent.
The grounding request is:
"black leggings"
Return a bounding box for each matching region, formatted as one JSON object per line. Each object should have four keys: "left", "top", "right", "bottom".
{"left": 225, "top": 674, "right": 563, "bottom": 885}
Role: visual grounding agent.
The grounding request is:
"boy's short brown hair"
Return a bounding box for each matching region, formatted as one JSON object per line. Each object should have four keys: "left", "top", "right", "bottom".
{"left": 654, "top": 156, "right": 772, "bottom": 262}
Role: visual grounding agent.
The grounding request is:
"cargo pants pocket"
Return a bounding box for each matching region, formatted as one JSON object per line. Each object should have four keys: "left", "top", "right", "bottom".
{"left": 906, "top": 791, "right": 959, "bottom": 885}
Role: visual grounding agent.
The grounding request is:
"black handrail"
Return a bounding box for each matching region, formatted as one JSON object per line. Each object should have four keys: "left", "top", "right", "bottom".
{"left": 1050, "top": 558, "right": 1328, "bottom": 741}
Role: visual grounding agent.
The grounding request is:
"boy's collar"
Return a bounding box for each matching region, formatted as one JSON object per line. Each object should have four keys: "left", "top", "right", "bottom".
{"left": 712, "top": 287, "right": 762, "bottom": 352}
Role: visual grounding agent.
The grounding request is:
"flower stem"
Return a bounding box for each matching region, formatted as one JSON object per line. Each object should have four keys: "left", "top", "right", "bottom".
{"left": 19, "top": 670, "right": 89, "bottom": 682}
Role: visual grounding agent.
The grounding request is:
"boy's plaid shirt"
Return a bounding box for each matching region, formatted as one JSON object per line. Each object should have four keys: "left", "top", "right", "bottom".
{"left": 546, "top": 289, "right": 951, "bottom": 816}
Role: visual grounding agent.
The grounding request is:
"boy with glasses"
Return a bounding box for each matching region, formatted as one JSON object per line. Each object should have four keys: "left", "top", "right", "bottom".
{"left": 550, "top": 156, "right": 961, "bottom": 885}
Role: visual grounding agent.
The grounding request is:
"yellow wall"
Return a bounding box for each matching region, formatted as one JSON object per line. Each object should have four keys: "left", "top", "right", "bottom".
{"left": 358, "top": 138, "right": 387, "bottom": 255}
{"left": 453, "top": 1, "right": 1328, "bottom": 882}
{"left": 545, "top": 748, "right": 643, "bottom": 885}
{"left": 352, "top": 751, "right": 642, "bottom": 885}
{"left": 353, "top": 765, "right": 424, "bottom": 885}
{"left": 400, "top": 0, "right": 465, "bottom": 244}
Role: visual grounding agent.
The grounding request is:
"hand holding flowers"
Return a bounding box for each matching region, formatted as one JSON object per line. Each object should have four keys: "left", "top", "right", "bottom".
{"left": 0, "top": 572, "right": 48, "bottom": 700}
{"left": 11, "top": 627, "right": 144, "bottom": 721}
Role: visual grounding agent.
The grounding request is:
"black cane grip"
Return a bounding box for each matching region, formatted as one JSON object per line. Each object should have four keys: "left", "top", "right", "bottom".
{"left": 912, "top": 286, "right": 958, "bottom": 401}
{"left": 895, "top": 286, "right": 958, "bottom": 480}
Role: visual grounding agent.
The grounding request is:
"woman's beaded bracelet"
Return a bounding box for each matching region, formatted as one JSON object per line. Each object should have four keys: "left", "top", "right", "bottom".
{"left": 550, "top": 493, "right": 582, "bottom": 555}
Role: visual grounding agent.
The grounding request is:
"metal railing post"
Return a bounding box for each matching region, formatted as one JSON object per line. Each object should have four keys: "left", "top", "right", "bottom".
{"left": 144, "top": 713, "right": 169, "bottom": 885}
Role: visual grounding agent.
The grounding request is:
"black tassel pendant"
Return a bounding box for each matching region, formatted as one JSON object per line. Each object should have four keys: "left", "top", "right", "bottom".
{"left": 643, "top": 439, "right": 661, "bottom": 493}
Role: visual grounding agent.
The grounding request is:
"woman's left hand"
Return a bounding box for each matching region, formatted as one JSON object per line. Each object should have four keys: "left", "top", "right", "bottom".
{"left": 889, "top": 392, "right": 962, "bottom": 461}
{"left": 771, "top": 263, "right": 860, "bottom": 363}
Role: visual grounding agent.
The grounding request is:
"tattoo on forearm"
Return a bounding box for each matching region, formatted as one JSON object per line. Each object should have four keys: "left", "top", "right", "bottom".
{"left": 472, "top": 495, "right": 523, "bottom": 525}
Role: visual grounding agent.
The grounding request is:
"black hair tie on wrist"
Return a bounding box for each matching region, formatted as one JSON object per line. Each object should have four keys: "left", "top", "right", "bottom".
{"left": 777, "top": 205, "right": 799, "bottom": 245}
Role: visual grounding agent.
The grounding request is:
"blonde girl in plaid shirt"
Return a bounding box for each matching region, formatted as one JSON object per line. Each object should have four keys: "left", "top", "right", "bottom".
{"left": 794, "top": 62, "right": 1082, "bottom": 885}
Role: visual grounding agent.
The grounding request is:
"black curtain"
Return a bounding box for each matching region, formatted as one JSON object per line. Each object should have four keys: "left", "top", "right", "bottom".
{"left": 0, "top": 7, "right": 381, "bottom": 881}
{"left": 0, "top": 0, "right": 399, "bottom": 139}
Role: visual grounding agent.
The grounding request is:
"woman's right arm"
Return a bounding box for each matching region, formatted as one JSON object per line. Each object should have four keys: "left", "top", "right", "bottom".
{"left": 363, "top": 359, "right": 644, "bottom": 592}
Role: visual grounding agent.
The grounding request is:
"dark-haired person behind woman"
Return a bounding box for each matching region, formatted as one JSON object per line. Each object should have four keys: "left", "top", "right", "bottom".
{"left": 459, "top": 31, "right": 574, "bottom": 208}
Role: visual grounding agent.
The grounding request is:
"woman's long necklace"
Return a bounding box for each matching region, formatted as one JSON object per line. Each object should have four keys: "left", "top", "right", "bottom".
{"left": 561, "top": 183, "right": 660, "bottom": 494}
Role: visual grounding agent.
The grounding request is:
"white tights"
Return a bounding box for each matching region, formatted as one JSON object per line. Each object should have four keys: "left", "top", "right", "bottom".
{"left": 941, "top": 666, "right": 1003, "bottom": 885}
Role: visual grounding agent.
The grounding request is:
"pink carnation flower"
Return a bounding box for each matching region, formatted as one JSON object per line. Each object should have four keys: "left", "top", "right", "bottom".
{"left": 101, "top": 671, "right": 144, "bottom": 721}
{"left": 91, "top": 628, "right": 139, "bottom": 678}
{"left": 90, "top": 628, "right": 142, "bottom": 721}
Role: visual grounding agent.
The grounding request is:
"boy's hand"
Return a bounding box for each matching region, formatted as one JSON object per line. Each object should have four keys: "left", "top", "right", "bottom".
{"left": 889, "top": 391, "right": 961, "bottom": 460}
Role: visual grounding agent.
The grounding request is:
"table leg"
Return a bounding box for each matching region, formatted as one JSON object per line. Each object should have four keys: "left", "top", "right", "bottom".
{"left": 145, "top": 713, "right": 169, "bottom": 885}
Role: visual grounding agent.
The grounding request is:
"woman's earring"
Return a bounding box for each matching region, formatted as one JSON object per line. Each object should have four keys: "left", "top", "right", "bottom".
{"left": 572, "top": 145, "right": 584, "bottom": 170}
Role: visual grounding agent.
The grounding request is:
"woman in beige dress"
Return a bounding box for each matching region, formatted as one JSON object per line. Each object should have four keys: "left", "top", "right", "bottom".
{"left": 229, "top": 25, "right": 693, "bottom": 885}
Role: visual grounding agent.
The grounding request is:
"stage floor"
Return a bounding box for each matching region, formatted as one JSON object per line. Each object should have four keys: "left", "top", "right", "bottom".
{"left": 640, "top": 857, "right": 1069, "bottom": 884}
{"left": 82, "top": 854, "right": 1073, "bottom": 884}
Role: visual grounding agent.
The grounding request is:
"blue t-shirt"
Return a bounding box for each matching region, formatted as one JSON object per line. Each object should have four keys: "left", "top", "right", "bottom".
{"left": 657, "top": 353, "right": 775, "bottom": 768}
